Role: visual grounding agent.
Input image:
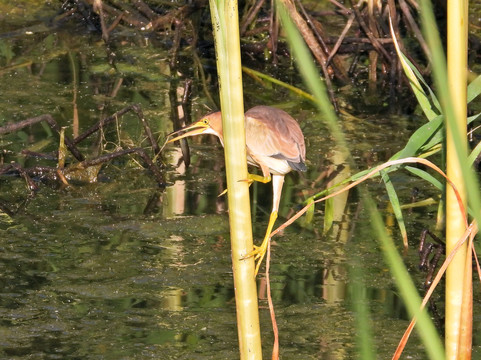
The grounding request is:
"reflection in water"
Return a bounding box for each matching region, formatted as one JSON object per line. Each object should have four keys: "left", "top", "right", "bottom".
{"left": 1, "top": 14, "right": 474, "bottom": 360}
{"left": 322, "top": 147, "right": 350, "bottom": 306}
{"left": 162, "top": 288, "right": 183, "bottom": 312}
{"left": 0, "top": 148, "right": 453, "bottom": 359}
{"left": 165, "top": 148, "right": 186, "bottom": 217}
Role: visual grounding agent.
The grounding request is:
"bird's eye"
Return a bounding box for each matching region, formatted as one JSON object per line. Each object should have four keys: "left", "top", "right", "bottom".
{"left": 203, "top": 119, "right": 209, "bottom": 125}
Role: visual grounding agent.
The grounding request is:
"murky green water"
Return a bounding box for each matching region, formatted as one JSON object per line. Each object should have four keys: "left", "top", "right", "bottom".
{"left": 1, "top": 3, "right": 480, "bottom": 359}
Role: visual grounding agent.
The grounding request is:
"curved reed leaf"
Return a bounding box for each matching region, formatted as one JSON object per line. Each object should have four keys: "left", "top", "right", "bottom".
{"left": 323, "top": 197, "right": 334, "bottom": 234}
{"left": 468, "top": 141, "right": 481, "bottom": 166}
{"left": 381, "top": 170, "right": 408, "bottom": 248}
{"left": 405, "top": 166, "right": 443, "bottom": 190}
{"left": 393, "top": 115, "right": 444, "bottom": 160}
{"left": 467, "top": 74, "right": 481, "bottom": 103}
{"left": 390, "top": 19, "right": 440, "bottom": 120}
{"left": 467, "top": 112, "right": 481, "bottom": 125}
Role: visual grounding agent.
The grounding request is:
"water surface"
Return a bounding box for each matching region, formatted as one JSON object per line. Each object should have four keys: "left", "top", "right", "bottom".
{"left": 1, "top": 4, "right": 479, "bottom": 359}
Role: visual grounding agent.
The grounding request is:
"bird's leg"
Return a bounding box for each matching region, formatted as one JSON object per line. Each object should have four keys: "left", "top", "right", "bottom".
{"left": 249, "top": 210, "right": 278, "bottom": 275}
{"left": 243, "top": 174, "right": 284, "bottom": 276}
{"left": 240, "top": 160, "right": 272, "bottom": 185}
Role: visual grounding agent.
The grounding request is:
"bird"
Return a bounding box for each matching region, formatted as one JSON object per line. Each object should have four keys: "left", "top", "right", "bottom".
{"left": 167, "top": 105, "right": 306, "bottom": 275}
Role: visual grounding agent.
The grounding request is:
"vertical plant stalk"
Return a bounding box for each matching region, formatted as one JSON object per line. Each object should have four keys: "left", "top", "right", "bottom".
{"left": 367, "top": 0, "right": 379, "bottom": 92}
{"left": 445, "top": 0, "right": 470, "bottom": 358}
{"left": 418, "top": 0, "right": 481, "bottom": 354}
{"left": 208, "top": 1, "right": 263, "bottom": 359}
{"left": 68, "top": 51, "right": 79, "bottom": 138}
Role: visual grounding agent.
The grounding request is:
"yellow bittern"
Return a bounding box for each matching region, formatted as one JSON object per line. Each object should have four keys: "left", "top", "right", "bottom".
{"left": 167, "top": 105, "right": 306, "bottom": 275}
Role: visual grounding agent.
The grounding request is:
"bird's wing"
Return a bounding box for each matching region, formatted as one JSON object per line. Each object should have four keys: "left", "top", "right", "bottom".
{"left": 245, "top": 106, "right": 305, "bottom": 163}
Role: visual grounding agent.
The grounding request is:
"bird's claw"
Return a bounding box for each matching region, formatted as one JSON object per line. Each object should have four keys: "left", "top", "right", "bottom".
{"left": 238, "top": 178, "right": 254, "bottom": 187}
{"left": 217, "top": 188, "right": 228, "bottom": 197}
{"left": 242, "top": 244, "right": 261, "bottom": 260}
{"left": 242, "top": 211, "right": 277, "bottom": 276}
{"left": 219, "top": 177, "right": 255, "bottom": 197}
{"left": 242, "top": 242, "right": 268, "bottom": 276}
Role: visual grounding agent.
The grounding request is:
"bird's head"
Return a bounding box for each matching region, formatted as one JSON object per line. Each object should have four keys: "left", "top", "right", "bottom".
{"left": 167, "top": 111, "right": 223, "bottom": 144}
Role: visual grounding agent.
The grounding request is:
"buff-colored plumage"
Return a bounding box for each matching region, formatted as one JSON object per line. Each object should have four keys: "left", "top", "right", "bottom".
{"left": 183, "top": 106, "right": 306, "bottom": 177}
{"left": 244, "top": 105, "right": 306, "bottom": 176}
{"left": 167, "top": 105, "right": 306, "bottom": 275}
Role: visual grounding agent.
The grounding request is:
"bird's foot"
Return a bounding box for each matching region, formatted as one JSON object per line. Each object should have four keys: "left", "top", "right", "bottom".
{"left": 242, "top": 211, "right": 278, "bottom": 276}
{"left": 221, "top": 172, "right": 271, "bottom": 196}
{"left": 242, "top": 239, "right": 268, "bottom": 276}
{"left": 239, "top": 173, "right": 271, "bottom": 185}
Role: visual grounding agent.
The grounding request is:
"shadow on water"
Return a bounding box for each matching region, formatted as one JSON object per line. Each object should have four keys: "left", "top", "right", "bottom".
{"left": 1, "top": 3, "right": 480, "bottom": 360}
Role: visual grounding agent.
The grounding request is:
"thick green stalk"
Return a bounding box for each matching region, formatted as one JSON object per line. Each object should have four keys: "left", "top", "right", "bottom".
{"left": 445, "top": 0, "right": 470, "bottom": 358}
{"left": 208, "top": 1, "right": 262, "bottom": 359}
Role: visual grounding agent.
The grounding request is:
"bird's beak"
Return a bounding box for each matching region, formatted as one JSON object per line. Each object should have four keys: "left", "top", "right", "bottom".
{"left": 167, "top": 121, "right": 209, "bottom": 143}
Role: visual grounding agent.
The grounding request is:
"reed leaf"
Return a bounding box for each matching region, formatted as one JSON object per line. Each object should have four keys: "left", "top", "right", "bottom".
{"left": 242, "top": 66, "right": 315, "bottom": 102}
{"left": 468, "top": 141, "right": 481, "bottom": 166}
{"left": 277, "top": 1, "right": 444, "bottom": 358}
{"left": 405, "top": 166, "right": 443, "bottom": 191}
{"left": 467, "top": 74, "right": 481, "bottom": 103}
{"left": 381, "top": 171, "right": 408, "bottom": 248}
{"left": 390, "top": 20, "right": 439, "bottom": 120}
{"left": 393, "top": 115, "right": 444, "bottom": 160}
{"left": 323, "top": 197, "right": 334, "bottom": 234}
